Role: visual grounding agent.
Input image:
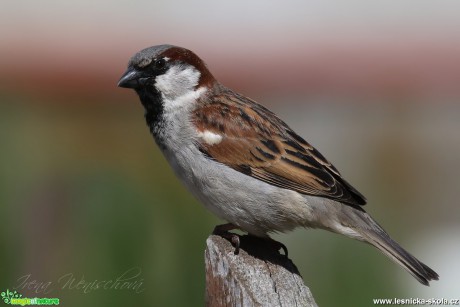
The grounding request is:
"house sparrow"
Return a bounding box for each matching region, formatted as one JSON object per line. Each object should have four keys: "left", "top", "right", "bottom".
{"left": 118, "top": 44, "right": 439, "bottom": 285}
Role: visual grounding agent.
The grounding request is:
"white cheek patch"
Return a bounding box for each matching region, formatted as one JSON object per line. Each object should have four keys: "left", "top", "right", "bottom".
{"left": 155, "top": 65, "right": 201, "bottom": 101}
{"left": 197, "top": 130, "right": 223, "bottom": 145}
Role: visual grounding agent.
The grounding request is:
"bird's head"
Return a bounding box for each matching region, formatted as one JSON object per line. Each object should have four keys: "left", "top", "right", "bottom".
{"left": 118, "top": 45, "right": 215, "bottom": 104}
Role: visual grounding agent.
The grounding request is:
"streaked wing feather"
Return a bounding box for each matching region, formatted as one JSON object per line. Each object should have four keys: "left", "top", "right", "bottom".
{"left": 193, "top": 88, "right": 366, "bottom": 207}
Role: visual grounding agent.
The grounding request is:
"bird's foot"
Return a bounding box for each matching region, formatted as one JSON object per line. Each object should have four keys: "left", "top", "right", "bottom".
{"left": 213, "top": 223, "right": 241, "bottom": 254}
{"left": 212, "top": 224, "right": 288, "bottom": 257}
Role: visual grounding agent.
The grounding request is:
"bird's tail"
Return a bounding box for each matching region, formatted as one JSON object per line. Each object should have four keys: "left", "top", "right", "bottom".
{"left": 348, "top": 210, "right": 439, "bottom": 285}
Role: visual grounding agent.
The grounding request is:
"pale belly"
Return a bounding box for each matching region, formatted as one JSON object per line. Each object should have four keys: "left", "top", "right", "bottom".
{"left": 160, "top": 143, "right": 313, "bottom": 237}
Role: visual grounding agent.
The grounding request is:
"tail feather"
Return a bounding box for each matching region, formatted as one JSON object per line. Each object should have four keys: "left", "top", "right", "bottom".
{"left": 369, "top": 231, "right": 439, "bottom": 285}
{"left": 349, "top": 211, "right": 439, "bottom": 285}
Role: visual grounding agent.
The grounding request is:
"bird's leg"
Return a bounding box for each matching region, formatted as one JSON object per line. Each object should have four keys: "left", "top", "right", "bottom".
{"left": 213, "top": 223, "right": 241, "bottom": 254}
{"left": 213, "top": 224, "right": 288, "bottom": 257}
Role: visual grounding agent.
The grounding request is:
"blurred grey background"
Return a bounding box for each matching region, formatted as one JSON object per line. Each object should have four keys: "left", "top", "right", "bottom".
{"left": 1, "top": 1, "right": 459, "bottom": 306}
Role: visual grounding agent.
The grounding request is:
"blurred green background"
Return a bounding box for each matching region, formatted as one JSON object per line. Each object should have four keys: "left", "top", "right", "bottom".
{"left": 1, "top": 1, "right": 459, "bottom": 306}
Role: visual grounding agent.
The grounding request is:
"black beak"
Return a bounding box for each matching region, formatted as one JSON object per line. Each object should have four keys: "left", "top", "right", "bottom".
{"left": 118, "top": 68, "right": 141, "bottom": 89}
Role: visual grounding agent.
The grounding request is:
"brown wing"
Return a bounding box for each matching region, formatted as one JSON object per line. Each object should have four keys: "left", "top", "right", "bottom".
{"left": 192, "top": 88, "right": 366, "bottom": 207}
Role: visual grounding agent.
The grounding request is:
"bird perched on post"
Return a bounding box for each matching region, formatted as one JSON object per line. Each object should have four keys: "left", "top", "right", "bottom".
{"left": 118, "top": 44, "right": 438, "bottom": 285}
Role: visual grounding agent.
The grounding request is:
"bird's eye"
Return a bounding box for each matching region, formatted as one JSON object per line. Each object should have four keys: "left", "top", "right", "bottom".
{"left": 154, "top": 58, "right": 166, "bottom": 69}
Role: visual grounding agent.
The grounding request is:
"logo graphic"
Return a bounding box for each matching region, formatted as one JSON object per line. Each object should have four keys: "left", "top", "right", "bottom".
{"left": 1, "top": 290, "right": 59, "bottom": 306}
{"left": 1, "top": 290, "right": 22, "bottom": 304}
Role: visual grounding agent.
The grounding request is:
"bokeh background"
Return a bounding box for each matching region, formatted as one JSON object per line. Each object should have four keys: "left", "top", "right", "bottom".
{"left": 1, "top": 1, "right": 459, "bottom": 306}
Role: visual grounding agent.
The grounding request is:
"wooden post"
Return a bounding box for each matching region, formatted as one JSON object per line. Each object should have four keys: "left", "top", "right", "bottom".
{"left": 205, "top": 235, "right": 317, "bottom": 307}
